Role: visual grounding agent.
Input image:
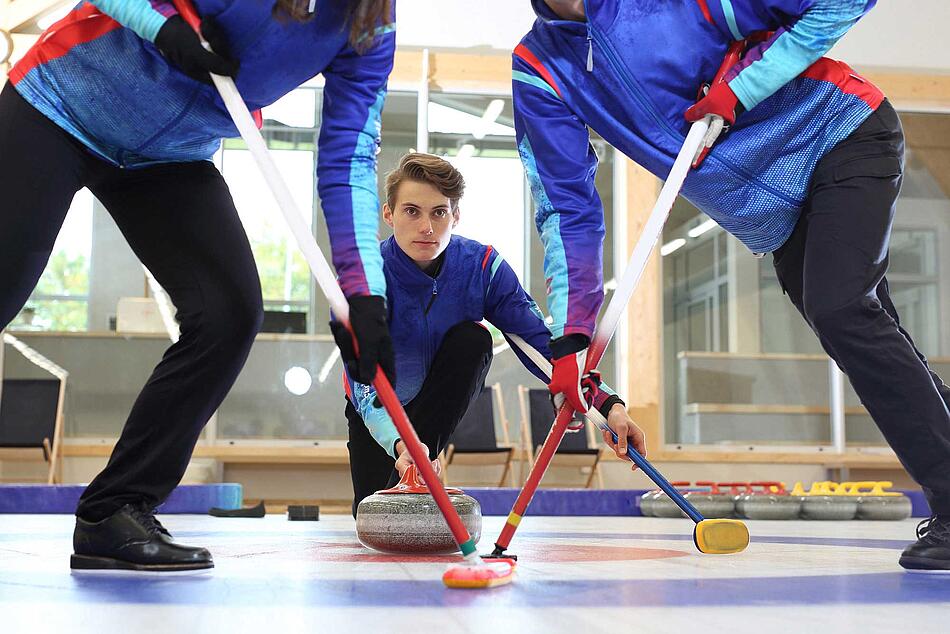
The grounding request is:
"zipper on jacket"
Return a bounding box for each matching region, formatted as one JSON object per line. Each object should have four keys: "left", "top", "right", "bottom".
{"left": 424, "top": 279, "right": 439, "bottom": 315}
{"left": 586, "top": 22, "right": 594, "bottom": 71}
{"left": 588, "top": 28, "right": 798, "bottom": 207}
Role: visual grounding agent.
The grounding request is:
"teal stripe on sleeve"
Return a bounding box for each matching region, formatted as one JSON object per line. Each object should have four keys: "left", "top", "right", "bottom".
{"left": 719, "top": 0, "right": 743, "bottom": 40}
{"left": 489, "top": 254, "right": 504, "bottom": 282}
{"left": 350, "top": 89, "right": 388, "bottom": 297}
{"left": 539, "top": 214, "right": 569, "bottom": 338}
{"left": 89, "top": 0, "right": 170, "bottom": 42}
{"left": 513, "top": 70, "right": 560, "bottom": 99}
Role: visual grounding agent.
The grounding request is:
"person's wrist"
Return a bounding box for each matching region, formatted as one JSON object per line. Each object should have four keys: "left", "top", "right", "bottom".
{"left": 597, "top": 394, "right": 625, "bottom": 419}
{"left": 550, "top": 333, "right": 590, "bottom": 359}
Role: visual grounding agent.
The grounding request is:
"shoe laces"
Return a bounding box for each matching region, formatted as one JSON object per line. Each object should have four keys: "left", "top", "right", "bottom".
{"left": 128, "top": 503, "right": 172, "bottom": 537}
{"left": 916, "top": 515, "right": 950, "bottom": 545}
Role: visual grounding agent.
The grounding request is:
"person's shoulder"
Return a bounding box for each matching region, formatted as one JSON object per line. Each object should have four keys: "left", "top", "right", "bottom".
{"left": 450, "top": 235, "right": 497, "bottom": 267}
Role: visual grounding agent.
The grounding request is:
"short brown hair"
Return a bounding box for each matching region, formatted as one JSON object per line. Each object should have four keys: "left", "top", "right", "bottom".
{"left": 273, "top": 0, "right": 393, "bottom": 52}
{"left": 385, "top": 153, "right": 466, "bottom": 211}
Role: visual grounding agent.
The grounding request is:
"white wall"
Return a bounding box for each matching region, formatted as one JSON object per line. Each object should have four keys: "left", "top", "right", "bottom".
{"left": 829, "top": 0, "right": 950, "bottom": 72}
{"left": 397, "top": 0, "right": 950, "bottom": 73}
{"left": 396, "top": 0, "right": 536, "bottom": 51}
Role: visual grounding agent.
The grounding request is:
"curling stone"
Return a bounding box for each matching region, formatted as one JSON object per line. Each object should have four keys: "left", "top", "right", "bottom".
{"left": 638, "top": 489, "right": 662, "bottom": 517}
{"left": 356, "top": 465, "right": 481, "bottom": 554}
{"left": 718, "top": 482, "right": 754, "bottom": 518}
{"left": 736, "top": 482, "right": 802, "bottom": 520}
{"left": 682, "top": 481, "right": 736, "bottom": 519}
{"left": 651, "top": 482, "right": 692, "bottom": 518}
{"left": 850, "top": 481, "right": 913, "bottom": 521}
{"left": 799, "top": 481, "right": 857, "bottom": 520}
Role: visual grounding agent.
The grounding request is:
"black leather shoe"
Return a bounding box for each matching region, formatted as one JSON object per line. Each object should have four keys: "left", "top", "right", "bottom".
{"left": 899, "top": 515, "right": 950, "bottom": 572}
{"left": 71, "top": 503, "right": 213, "bottom": 572}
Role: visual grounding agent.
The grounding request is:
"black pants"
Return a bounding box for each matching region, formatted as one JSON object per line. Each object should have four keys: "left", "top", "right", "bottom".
{"left": 0, "top": 84, "right": 264, "bottom": 521}
{"left": 773, "top": 100, "right": 950, "bottom": 515}
{"left": 346, "top": 321, "right": 493, "bottom": 517}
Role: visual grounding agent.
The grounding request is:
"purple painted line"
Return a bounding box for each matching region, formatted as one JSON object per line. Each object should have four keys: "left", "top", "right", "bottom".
{"left": 516, "top": 531, "right": 910, "bottom": 551}
{"left": 2, "top": 572, "right": 947, "bottom": 608}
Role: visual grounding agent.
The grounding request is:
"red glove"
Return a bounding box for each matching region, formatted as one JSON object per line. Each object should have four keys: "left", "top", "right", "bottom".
{"left": 549, "top": 335, "right": 600, "bottom": 414}
{"left": 684, "top": 80, "right": 741, "bottom": 168}
{"left": 685, "top": 79, "right": 739, "bottom": 124}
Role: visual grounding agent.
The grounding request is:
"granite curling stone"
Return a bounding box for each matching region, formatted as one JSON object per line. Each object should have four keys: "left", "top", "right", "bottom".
{"left": 639, "top": 489, "right": 662, "bottom": 517}
{"left": 651, "top": 482, "right": 692, "bottom": 518}
{"left": 356, "top": 465, "right": 481, "bottom": 554}
{"left": 681, "top": 482, "right": 735, "bottom": 519}
{"left": 799, "top": 481, "right": 857, "bottom": 520}
{"left": 736, "top": 482, "right": 802, "bottom": 520}
{"left": 849, "top": 481, "right": 913, "bottom": 521}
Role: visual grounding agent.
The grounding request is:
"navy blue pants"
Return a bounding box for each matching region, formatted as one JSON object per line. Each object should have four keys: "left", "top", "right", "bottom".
{"left": 773, "top": 100, "right": 950, "bottom": 515}
{"left": 0, "top": 84, "right": 264, "bottom": 521}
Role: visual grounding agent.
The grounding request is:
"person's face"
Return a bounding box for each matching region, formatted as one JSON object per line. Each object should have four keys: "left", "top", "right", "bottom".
{"left": 383, "top": 179, "right": 459, "bottom": 269}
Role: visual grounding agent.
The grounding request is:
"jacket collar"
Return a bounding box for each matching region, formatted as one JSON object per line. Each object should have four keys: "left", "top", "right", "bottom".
{"left": 383, "top": 235, "right": 457, "bottom": 292}
{"left": 532, "top": 0, "right": 561, "bottom": 21}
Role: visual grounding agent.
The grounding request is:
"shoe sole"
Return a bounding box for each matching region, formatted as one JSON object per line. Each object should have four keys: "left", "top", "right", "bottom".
{"left": 70, "top": 554, "right": 214, "bottom": 574}
{"left": 899, "top": 555, "right": 950, "bottom": 573}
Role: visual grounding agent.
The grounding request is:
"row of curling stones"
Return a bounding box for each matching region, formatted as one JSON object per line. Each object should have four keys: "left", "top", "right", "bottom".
{"left": 795, "top": 481, "right": 913, "bottom": 521}
{"left": 639, "top": 480, "right": 912, "bottom": 520}
{"left": 356, "top": 464, "right": 482, "bottom": 554}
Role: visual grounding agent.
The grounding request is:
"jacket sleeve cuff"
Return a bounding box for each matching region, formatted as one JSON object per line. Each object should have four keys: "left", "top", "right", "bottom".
{"left": 593, "top": 384, "right": 624, "bottom": 419}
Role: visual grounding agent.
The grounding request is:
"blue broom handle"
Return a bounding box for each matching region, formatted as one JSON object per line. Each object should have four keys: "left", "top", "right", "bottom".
{"left": 602, "top": 425, "right": 705, "bottom": 523}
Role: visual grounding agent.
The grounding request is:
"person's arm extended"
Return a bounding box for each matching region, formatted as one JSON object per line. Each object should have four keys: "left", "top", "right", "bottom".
{"left": 482, "top": 247, "right": 624, "bottom": 418}
{"left": 89, "top": 0, "right": 177, "bottom": 42}
{"left": 512, "top": 44, "right": 605, "bottom": 342}
{"left": 348, "top": 378, "right": 401, "bottom": 458}
{"left": 707, "top": 0, "right": 877, "bottom": 110}
{"left": 317, "top": 27, "right": 396, "bottom": 300}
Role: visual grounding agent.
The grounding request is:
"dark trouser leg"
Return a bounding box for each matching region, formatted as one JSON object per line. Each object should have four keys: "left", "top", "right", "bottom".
{"left": 347, "top": 321, "right": 493, "bottom": 516}
{"left": 773, "top": 101, "right": 950, "bottom": 515}
{"left": 0, "top": 84, "right": 90, "bottom": 329}
{"left": 77, "top": 161, "right": 263, "bottom": 521}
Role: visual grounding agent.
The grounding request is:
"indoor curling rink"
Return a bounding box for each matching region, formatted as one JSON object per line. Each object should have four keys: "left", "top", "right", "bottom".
{"left": 2, "top": 511, "right": 949, "bottom": 633}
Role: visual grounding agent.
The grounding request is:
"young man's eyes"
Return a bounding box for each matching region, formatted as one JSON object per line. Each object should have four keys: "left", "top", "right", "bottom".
{"left": 402, "top": 207, "right": 449, "bottom": 218}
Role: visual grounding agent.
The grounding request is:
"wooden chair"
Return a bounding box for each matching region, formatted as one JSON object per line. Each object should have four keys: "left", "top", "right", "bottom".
{"left": 0, "top": 378, "right": 66, "bottom": 484}
{"left": 519, "top": 386, "right": 603, "bottom": 489}
{"left": 444, "top": 383, "right": 516, "bottom": 487}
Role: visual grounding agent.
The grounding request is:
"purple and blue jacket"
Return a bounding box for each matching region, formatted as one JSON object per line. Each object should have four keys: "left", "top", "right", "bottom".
{"left": 513, "top": 0, "right": 884, "bottom": 339}
{"left": 11, "top": 0, "right": 396, "bottom": 299}
{"left": 343, "top": 235, "right": 619, "bottom": 457}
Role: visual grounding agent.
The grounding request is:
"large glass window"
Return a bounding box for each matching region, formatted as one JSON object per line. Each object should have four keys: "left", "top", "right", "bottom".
{"left": 663, "top": 110, "right": 950, "bottom": 449}
{"left": 11, "top": 189, "right": 93, "bottom": 332}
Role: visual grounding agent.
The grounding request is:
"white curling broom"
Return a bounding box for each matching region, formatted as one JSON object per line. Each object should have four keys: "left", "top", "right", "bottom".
{"left": 169, "top": 0, "right": 513, "bottom": 589}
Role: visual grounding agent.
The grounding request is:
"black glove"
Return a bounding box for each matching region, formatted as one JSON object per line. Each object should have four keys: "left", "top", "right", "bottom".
{"left": 330, "top": 295, "right": 396, "bottom": 386}
{"left": 154, "top": 15, "right": 239, "bottom": 85}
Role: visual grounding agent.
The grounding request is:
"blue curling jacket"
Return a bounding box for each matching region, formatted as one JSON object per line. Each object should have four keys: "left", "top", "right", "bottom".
{"left": 513, "top": 0, "right": 884, "bottom": 340}
{"left": 344, "top": 235, "right": 618, "bottom": 457}
{"left": 11, "top": 0, "right": 396, "bottom": 299}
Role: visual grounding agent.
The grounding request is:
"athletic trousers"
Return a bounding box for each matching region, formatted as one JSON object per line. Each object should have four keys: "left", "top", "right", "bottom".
{"left": 0, "top": 84, "right": 263, "bottom": 521}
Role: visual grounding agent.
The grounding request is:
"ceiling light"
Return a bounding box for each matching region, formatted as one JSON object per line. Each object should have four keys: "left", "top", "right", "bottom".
{"left": 472, "top": 99, "right": 505, "bottom": 140}
{"left": 283, "top": 366, "right": 313, "bottom": 396}
{"left": 456, "top": 143, "right": 475, "bottom": 159}
{"left": 660, "top": 238, "right": 686, "bottom": 256}
{"left": 317, "top": 347, "right": 340, "bottom": 384}
{"left": 687, "top": 218, "right": 718, "bottom": 238}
